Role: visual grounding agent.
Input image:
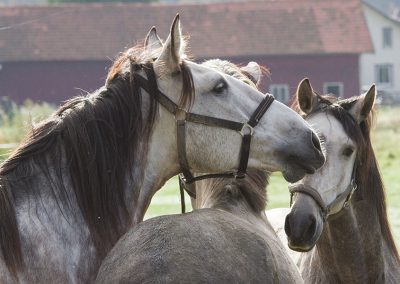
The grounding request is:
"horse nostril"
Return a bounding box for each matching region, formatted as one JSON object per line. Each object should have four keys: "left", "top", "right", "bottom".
{"left": 311, "top": 131, "right": 322, "bottom": 152}
{"left": 284, "top": 214, "right": 292, "bottom": 237}
{"left": 304, "top": 215, "right": 317, "bottom": 239}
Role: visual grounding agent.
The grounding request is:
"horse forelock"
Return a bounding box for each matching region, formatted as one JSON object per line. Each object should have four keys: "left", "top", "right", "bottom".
{"left": 0, "top": 42, "right": 196, "bottom": 274}
{"left": 198, "top": 170, "right": 269, "bottom": 213}
{"left": 294, "top": 94, "right": 399, "bottom": 262}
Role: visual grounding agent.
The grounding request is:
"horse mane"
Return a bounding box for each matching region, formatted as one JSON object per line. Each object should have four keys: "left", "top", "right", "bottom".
{"left": 201, "top": 59, "right": 257, "bottom": 88}
{"left": 201, "top": 59, "right": 269, "bottom": 90}
{"left": 196, "top": 170, "right": 269, "bottom": 214}
{"left": 0, "top": 43, "right": 195, "bottom": 274}
{"left": 293, "top": 94, "right": 399, "bottom": 262}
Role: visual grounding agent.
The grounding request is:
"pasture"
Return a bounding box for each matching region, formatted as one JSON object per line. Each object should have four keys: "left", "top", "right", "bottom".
{"left": 1, "top": 103, "right": 399, "bottom": 247}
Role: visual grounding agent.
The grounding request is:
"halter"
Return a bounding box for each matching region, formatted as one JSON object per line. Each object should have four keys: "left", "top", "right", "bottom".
{"left": 133, "top": 63, "right": 274, "bottom": 209}
{"left": 289, "top": 157, "right": 358, "bottom": 221}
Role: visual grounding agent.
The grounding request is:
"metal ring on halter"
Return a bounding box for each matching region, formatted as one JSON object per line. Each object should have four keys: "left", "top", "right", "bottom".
{"left": 240, "top": 123, "right": 255, "bottom": 137}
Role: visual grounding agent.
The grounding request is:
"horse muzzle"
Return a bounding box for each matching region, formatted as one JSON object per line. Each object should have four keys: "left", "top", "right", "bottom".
{"left": 284, "top": 194, "right": 324, "bottom": 251}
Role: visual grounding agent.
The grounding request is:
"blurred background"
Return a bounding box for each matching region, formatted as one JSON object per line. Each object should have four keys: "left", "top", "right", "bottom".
{"left": 0, "top": 0, "right": 399, "bottom": 246}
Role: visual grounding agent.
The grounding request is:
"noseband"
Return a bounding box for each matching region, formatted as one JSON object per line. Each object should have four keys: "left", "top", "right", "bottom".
{"left": 289, "top": 162, "right": 357, "bottom": 221}
{"left": 133, "top": 63, "right": 274, "bottom": 210}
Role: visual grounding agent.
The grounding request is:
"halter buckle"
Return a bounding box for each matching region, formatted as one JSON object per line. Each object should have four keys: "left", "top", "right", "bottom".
{"left": 240, "top": 123, "right": 255, "bottom": 137}
{"left": 343, "top": 182, "right": 357, "bottom": 208}
{"left": 175, "top": 108, "right": 187, "bottom": 121}
{"left": 179, "top": 173, "right": 188, "bottom": 184}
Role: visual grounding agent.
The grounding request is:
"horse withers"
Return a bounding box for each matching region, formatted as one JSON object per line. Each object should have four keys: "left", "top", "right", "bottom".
{"left": 268, "top": 79, "right": 400, "bottom": 283}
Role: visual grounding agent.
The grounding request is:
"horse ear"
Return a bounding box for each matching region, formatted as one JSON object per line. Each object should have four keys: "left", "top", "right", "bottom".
{"left": 349, "top": 84, "right": 376, "bottom": 123}
{"left": 240, "top": 62, "right": 262, "bottom": 86}
{"left": 144, "top": 26, "right": 163, "bottom": 52}
{"left": 296, "top": 78, "right": 318, "bottom": 115}
{"left": 154, "top": 14, "right": 185, "bottom": 74}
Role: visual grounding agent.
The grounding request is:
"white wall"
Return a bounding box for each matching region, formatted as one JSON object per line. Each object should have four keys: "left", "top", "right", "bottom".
{"left": 360, "top": 5, "right": 400, "bottom": 94}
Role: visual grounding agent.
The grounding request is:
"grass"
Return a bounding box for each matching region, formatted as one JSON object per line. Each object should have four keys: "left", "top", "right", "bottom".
{"left": 0, "top": 99, "right": 55, "bottom": 145}
{"left": 1, "top": 103, "right": 399, "bottom": 247}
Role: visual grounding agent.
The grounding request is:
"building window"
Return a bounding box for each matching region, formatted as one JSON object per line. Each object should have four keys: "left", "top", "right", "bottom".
{"left": 383, "top": 27, "right": 393, "bottom": 48}
{"left": 323, "top": 82, "right": 343, "bottom": 97}
{"left": 375, "top": 64, "right": 393, "bottom": 87}
{"left": 269, "top": 84, "right": 290, "bottom": 104}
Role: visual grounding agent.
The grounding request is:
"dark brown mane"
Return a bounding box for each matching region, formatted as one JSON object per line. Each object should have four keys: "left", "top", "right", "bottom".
{"left": 293, "top": 94, "right": 399, "bottom": 262}
{"left": 0, "top": 43, "right": 195, "bottom": 274}
{"left": 196, "top": 170, "right": 269, "bottom": 213}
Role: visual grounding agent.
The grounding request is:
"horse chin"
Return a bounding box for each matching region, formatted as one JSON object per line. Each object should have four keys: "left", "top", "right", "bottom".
{"left": 287, "top": 230, "right": 321, "bottom": 252}
{"left": 286, "top": 221, "right": 322, "bottom": 252}
{"left": 287, "top": 242, "right": 315, "bottom": 252}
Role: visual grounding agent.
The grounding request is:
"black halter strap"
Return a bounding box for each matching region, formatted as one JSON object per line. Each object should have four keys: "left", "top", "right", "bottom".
{"left": 133, "top": 63, "right": 274, "bottom": 211}
{"left": 289, "top": 163, "right": 358, "bottom": 221}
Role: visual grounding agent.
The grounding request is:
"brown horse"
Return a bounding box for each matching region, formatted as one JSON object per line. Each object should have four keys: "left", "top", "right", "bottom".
{"left": 268, "top": 79, "right": 400, "bottom": 283}
{"left": 96, "top": 170, "right": 303, "bottom": 284}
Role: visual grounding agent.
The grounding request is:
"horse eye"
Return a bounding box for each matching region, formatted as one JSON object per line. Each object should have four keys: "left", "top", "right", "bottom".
{"left": 343, "top": 147, "right": 354, "bottom": 157}
{"left": 213, "top": 81, "right": 227, "bottom": 94}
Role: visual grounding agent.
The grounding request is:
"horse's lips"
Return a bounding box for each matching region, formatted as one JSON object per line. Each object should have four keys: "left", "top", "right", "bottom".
{"left": 287, "top": 241, "right": 315, "bottom": 252}
{"left": 283, "top": 171, "right": 305, "bottom": 183}
{"left": 283, "top": 162, "right": 317, "bottom": 183}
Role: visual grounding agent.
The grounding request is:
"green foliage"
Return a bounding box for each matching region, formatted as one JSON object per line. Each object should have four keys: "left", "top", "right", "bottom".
{"left": 0, "top": 99, "right": 55, "bottom": 146}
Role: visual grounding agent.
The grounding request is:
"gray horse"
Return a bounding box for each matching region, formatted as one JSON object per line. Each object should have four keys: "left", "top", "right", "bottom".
{"left": 96, "top": 170, "right": 303, "bottom": 283}
{"left": 96, "top": 60, "right": 303, "bottom": 283}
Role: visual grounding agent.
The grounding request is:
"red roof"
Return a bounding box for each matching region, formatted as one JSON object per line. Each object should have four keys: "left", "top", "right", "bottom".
{"left": 0, "top": 0, "right": 373, "bottom": 62}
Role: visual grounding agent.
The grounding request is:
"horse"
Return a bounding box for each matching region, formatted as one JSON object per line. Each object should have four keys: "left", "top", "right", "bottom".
{"left": 96, "top": 170, "right": 304, "bottom": 284}
{"left": 0, "top": 16, "right": 324, "bottom": 282}
{"left": 267, "top": 79, "right": 400, "bottom": 283}
{"left": 95, "top": 59, "right": 303, "bottom": 284}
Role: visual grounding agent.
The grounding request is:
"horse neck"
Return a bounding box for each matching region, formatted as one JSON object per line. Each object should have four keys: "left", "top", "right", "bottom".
{"left": 115, "top": 85, "right": 180, "bottom": 225}
{"left": 311, "top": 198, "right": 394, "bottom": 283}
{"left": 130, "top": 121, "right": 180, "bottom": 224}
{"left": 0, "top": 80, "right": 180, "bottom": 281}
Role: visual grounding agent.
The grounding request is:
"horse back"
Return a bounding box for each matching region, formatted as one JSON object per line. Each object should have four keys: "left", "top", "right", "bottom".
{"left": 96, "top": 209, "right": 302, "bottom": 283}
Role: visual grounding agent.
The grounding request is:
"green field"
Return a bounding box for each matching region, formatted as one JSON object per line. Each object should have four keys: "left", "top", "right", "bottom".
{"left": 1, "top": 104, "right": 399, "bottom": 248}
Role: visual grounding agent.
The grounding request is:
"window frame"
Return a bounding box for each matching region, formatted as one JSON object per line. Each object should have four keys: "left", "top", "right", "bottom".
{"left": 269, "top": 84, "right": 290, "bottom": 104}
{"left": 374, "top": 64, "right": 394, "bottom": 87}
{"left": 323, "top": 82, "right": 344, "bottom": 97}
{"left": 382, "top": 27, "right": 393, "bottom": 48}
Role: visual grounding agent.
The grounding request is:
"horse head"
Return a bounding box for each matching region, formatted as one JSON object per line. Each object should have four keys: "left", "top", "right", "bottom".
{"left": 284, "top": 78, "right": 376, "bottom": 251}
{"left": 139, "top": 17, "right": 325, "bottom": 184}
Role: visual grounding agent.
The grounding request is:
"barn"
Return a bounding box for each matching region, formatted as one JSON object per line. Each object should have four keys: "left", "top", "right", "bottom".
{"left": 0, "top": 0, "right": 372, "bottom": 105}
